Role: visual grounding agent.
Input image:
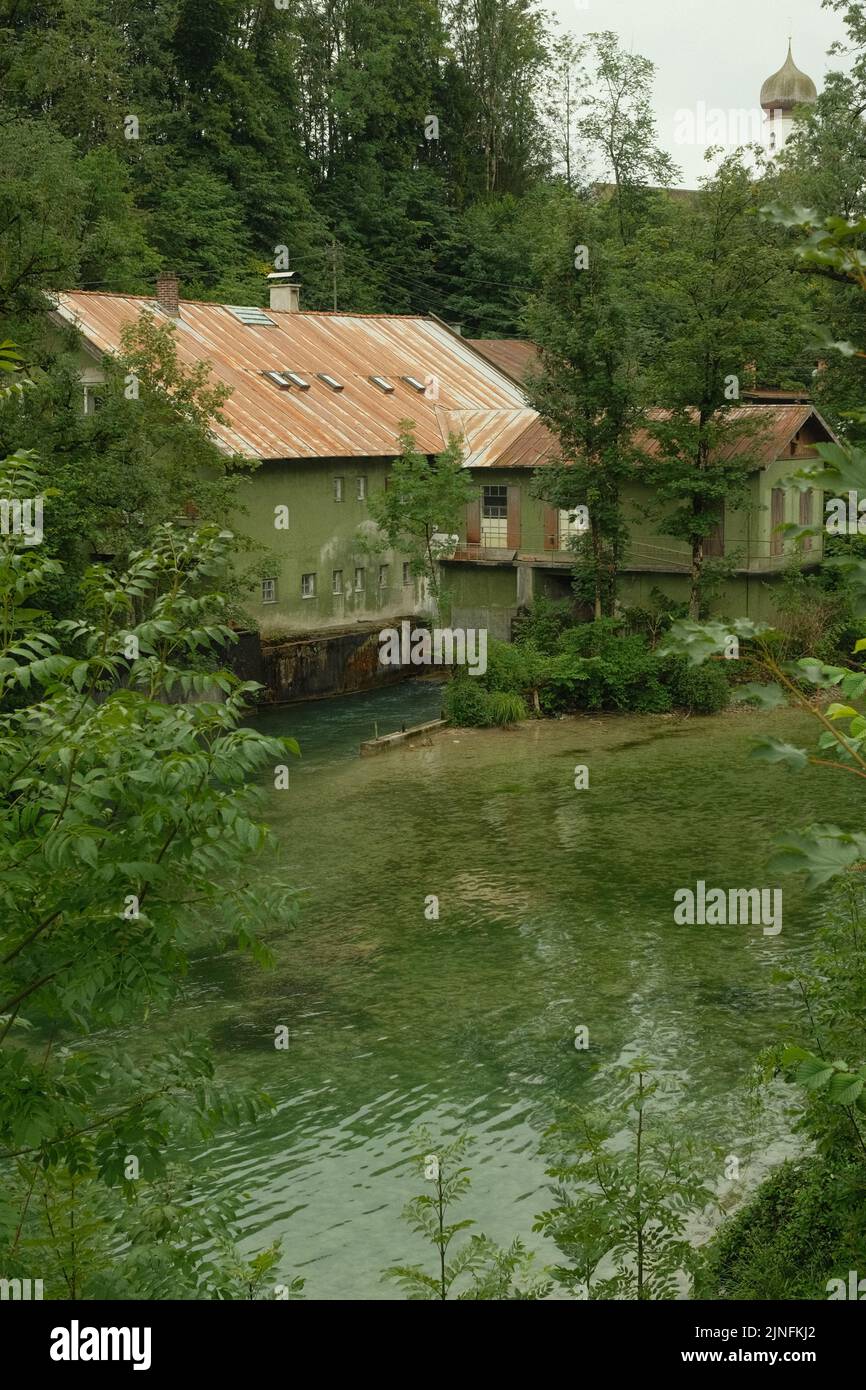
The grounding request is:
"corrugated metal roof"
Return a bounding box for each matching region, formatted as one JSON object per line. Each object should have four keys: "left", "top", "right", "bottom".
{"left": 632, "top": 404, "right": 825, "bottom": 466}
{"left": 48, "top": 300, "right": 835, "bottom": 473}
{"left": 494, "top": 416, "right": 560, "bottom": 469}
{"left": 50, "top": 292, "right": 536, "bottom": 463}
{"left": 490, "top": 403, "right": 835, "bottom": 471}
{"left": 467, "top": 338, "right": 540, "bottom": 381}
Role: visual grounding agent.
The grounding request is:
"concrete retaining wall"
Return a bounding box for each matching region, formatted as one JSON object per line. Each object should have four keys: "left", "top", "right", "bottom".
{"left": 256, "top": 621, "right": 415, "bottom": 704}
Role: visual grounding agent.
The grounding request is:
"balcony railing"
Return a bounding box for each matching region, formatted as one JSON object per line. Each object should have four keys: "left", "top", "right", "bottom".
{"left": 447, "top": 538, "right": 821, "bottom": 571}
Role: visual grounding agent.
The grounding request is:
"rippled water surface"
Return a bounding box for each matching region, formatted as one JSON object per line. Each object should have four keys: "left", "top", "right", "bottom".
{"left": 164, "top": 684, "right": 856, "bottom": 1298}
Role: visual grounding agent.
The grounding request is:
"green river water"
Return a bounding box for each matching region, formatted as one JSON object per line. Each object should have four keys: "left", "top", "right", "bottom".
{"left": 163, "top": 682, "right": 856, "bottom": 1299}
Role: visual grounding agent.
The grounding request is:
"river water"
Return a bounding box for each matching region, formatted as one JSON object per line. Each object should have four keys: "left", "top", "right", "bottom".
{"left": 170, "top": 682, "right": 852, "bottom": 1298}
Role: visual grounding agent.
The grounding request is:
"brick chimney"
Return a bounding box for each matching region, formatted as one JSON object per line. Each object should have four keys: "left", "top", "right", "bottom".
{"left": 156, "top": 271, "right": 180, "bottom": 317}
{"left": 267, "top": 270, "right": 301, "bottom": 313}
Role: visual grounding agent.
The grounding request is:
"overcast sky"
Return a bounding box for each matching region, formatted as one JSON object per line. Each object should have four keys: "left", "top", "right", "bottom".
{"left": 547, "top": 0, "right": 852, "bottom": 186}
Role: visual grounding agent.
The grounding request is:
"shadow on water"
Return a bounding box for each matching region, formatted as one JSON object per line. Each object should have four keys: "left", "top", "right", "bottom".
{"left": 253, "top": 678, "right": 445, "bottom": 774}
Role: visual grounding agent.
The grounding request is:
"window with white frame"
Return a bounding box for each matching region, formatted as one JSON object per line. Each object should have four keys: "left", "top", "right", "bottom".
{"left": 83, "top": 385, "right": 102, "bottom": 415}
{"left": 558, "top": 508, "right": 588, "bottom": 548}
{"left": 332, "top": 569, "right": 343, "bottom": 594}
{"left": 354, "top": 567, "right": 365, "bottom": 592}
{"left": 356, "top": 476, "right": 367, "bottom": 501}
{"left": 481, "top": 484, "right": 508, "bottom": 546}
{"left": 301, "top": 572, "right": 316, "bottom": 598}
{"left": 334, "top": 477, "right": 344, "bottom": 502}
{"left": 262, "top": 578, "right": 277, "bottom": 604}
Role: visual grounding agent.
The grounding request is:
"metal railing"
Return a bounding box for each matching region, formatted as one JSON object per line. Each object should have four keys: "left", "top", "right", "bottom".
{"left": 448, "top": 537, "right": 821, "bottom": 570}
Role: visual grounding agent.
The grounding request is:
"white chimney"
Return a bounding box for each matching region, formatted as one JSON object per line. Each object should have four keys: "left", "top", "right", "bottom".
{"left": 267, "top": 270, "right": 301, "bottom": 313}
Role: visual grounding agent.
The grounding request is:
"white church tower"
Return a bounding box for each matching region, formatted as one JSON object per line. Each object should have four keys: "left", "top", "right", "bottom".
{"left": 760, "top": 40, "right": 818, "bottom": 155}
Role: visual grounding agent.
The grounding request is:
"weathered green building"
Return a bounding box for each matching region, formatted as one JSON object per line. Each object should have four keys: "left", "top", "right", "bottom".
{"left": 443, "top": 353, "right": 835, "bottom": 635}
{"left": 50, "top": 279, "right": 535, "bottom": 648}
{"left": 49, "top": 284, "right": 834, "bottom": 689}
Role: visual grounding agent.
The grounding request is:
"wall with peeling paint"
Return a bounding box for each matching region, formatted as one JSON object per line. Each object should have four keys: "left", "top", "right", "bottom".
{"left": 235, "top": 456, "right": 427, "bottom": 636}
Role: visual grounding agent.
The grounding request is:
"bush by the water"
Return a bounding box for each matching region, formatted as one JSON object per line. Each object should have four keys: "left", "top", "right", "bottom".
{"left": 663, "top": 654, "right": 730, "bottom": 714}
{"left": 542, "top": 621, "right": 673, "bottom": 714}
{"left": 444, "top": 678, "right": 527, "bottom": 727}
{"left": 444, "top": 616, "right": 731, "bottom": 725}
{"left": 695, "top": 1159, "right": 865, "bottom": 1300}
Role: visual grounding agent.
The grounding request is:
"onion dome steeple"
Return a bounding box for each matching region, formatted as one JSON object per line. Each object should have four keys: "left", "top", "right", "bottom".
{"left": 760, "top": 41, "right": 818, "bottom": 113}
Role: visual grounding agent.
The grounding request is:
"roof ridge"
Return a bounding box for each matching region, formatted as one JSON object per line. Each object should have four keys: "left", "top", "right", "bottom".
{"left": 55, "top": 290, "right": 427, "bottom": 319}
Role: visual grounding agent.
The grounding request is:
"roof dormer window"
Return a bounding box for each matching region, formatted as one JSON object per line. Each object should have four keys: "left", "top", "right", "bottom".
{"left": 226, "top": 305, "right": 276, "bottom": 327}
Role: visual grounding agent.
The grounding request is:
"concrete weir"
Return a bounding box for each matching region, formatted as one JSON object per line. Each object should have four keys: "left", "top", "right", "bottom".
{"left": 236, "top": 621, "right": 418, "bottom": 704}
{"left": 360, "top": 718, "right": 448, "bottom": 756}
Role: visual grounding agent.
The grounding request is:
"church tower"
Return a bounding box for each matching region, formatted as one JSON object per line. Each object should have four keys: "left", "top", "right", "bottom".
{"left": 760, "top": 40, "right": 818, "bottom": 155}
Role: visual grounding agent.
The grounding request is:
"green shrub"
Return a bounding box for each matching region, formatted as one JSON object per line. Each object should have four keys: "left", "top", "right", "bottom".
{"left": 479, "top": 638, "right": 551, "bottom": 714}
{"left": 443, "top": 677, "right": 491, "bottom": 727}
{"left": 544, "top": 620, "right": 672, "bottom": 713}
{"left": 448, "top": 622, "right": 730, "bottom": 721}
{"left": 482, "top": 638, "right": 546, "bottom": 695}
{"left": 695, "top": 1159, "right": 864, "bottom": 1301}
{"left": 486, "top": 691, "right": 528, "bottom": 725}
{"left": 512, "top": 596, "right": 576, "bottom": 654}
{"left": 663, "top": 654, "right": 730, "bottom": 714}
{"left": 443, "top": 680, "right": 528, "bottom": 728}
{"left": 772, "top": 567, "right": 857, "bottom": 663}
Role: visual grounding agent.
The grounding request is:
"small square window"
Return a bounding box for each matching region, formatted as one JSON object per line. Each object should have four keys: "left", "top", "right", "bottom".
{"left": 301, "top": 572, "right": 316, "bottom": 598}
{"left": 378, "top": 564, "right": 389, "bottom": 589}
{"left": 354, "top": 567, "right": 365, "bottom": 592}
{"left": 332, "top": 569, "right": 343, "bottom": 594}
{"left": 483, "top": 484, "right": 508, "bottom": 519}
{"left": 356, "top": 476, "right": 367, "bottom": 501}
{"left": 262, "top": 578, "right": 277, "bottom": 604}
{"left": 334, "top": 477, "right": 344, "bottom": 502}
{"left": 402, "top": 562, "right": 411, "bottom": 586}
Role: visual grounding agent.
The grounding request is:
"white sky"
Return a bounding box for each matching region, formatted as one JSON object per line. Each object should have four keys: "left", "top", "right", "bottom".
{"left": 547, "top": 0, "right": 852, "bottom": 185}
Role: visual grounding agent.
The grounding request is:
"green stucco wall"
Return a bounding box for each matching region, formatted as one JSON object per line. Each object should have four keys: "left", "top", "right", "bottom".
{"left": 233, "top": 457, "right": 422, "bottom": 636}
{"left": 446, "top": 460, "right": 825, "bottom": 630}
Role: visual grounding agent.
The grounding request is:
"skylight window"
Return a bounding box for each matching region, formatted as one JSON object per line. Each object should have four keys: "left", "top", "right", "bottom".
{"left": 369, "top": 376, "right": 395, "bottom": 393}
{"left": 263, "top": 371, "right": 291, "bottom": 389}
{"left": 317, "top": 373, "right": 344, "bottom": 391}
{"left": 283, "top": 371, "right": 310, "bottom": 389}
{"left": 226, "top": 305, "right": 276, "bottom": 327}
{"left": 401, "top": 375, "right": 426, "bottom": 392}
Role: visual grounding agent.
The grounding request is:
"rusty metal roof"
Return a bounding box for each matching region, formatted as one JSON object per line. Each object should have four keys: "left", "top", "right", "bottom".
{"left": 51, "top": 292, "right": 536, "bottom": 464}
{"left": 467, "top": 338, "right": 540, "bottom": 382}
{"left": 490, "top": 403, "right": 835, "bottom": 471}
{"left": 632, "top": 404, "right": 832, "bottom": 467}
{"left": 48, "top": 299, "right": 835, "bottom": 473}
